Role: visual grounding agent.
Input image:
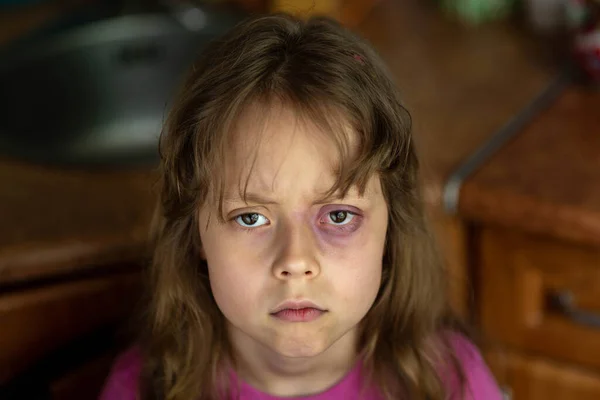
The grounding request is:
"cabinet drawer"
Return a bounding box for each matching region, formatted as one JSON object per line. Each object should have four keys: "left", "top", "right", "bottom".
{"left": 0, "top": 271, "right": 141, "bottom": 383}
{"left": 479, "top": 228, "right": 600, "bottom": 369}
{"left": 486, "top": 348, "right": 600, "bottom": 400}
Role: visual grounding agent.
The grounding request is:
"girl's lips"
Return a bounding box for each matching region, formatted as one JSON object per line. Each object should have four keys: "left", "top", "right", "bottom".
{"left": 270, "top": 300, "right": 325, "bottom": 314}
{"left": 271, "top": 308, "right": 326, "bottom": 322}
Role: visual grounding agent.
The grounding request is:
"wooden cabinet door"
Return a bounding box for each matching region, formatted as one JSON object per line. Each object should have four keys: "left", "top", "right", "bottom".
{"left": 486, "top": 349, "right": 600, "bottom": 400}
{"left": 479, "top": 228, "right": 600, "bottom": 370}
{"left": 0, "top": 271, "right": 141, "bottom": 384}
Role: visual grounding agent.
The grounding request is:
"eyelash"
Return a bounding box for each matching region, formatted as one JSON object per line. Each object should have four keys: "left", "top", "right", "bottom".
{"left": 319, "top": 211, "right": 360, "bottom": 232}
{"left": 234, "top": 213, "right": 270, "bottom": 231}
{"left": 231, "top": 209, "right": 362, "bottom": 233}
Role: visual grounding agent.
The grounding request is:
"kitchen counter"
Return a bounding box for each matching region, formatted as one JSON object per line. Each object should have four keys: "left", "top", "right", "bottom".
{"left": 0, "top": 0, "right": 555, "bottom": 285}
{"left": 459, "top": 86, "right": 600, "bottom": 247}
{"left": 458, "top": 83, "right": 600, "bottom": 399}
{"left": 0, "top": 161, "right": 156, "bottom": 284}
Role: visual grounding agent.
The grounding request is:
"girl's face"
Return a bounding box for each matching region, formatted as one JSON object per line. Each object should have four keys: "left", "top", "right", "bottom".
{"left": 198, "top": 106, "right": 388, "bottom": 361}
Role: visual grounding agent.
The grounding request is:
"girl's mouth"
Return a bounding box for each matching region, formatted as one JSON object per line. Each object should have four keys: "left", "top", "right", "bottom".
{"left": 271, "top": 307, "right": 326, "bottom": 322}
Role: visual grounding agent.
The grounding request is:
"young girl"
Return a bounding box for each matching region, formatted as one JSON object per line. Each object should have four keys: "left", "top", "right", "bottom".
{"left": 100, "top": 12, "right": 503, "bottom": 400}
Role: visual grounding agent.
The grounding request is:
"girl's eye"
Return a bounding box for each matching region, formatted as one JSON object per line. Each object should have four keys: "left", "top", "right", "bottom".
{"left": 327, "top": 210, "right": 355, "bottom": 225}
{"left": 235, "top": 213, "right": 269, "bottom": 228}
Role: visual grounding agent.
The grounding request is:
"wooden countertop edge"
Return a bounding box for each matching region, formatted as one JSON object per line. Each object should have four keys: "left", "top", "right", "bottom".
{"left": 458, "top": 183, "right": 600, "bottom": 248}
{"left": 0, "top": 235, "right": 150, "bottom": 285}
{"left": 441, "top": 71, "right": 570, "bottom": 214}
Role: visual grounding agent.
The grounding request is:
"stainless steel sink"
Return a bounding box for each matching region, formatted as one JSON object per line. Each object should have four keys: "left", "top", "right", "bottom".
{"left": 0, "top": 7, "right": 243, "bottom": 167}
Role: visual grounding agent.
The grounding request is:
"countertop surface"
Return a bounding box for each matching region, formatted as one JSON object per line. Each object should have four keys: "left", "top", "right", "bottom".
{"left": 0, "top": 0, "right": 554, "bottom": 284}
{"left": 459, "top": 86, "right": 600, "bottom": 247}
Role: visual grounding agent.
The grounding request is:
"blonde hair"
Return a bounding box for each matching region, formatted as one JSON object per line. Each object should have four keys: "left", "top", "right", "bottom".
{"left": 140, "top": 13, "right": 466, "bottom": 400}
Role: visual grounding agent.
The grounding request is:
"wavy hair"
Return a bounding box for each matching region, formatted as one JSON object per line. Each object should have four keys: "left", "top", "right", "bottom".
{"left": 139, "top": 13, "right": 466, "bottom": 400}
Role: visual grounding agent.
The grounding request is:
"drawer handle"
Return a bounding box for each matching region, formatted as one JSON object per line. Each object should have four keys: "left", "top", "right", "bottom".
{"left": 551, "top": 291, "right": 600, "bottom": 329}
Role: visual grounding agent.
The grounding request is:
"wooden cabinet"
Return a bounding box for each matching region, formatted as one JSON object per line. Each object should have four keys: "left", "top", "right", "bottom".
{"left": 479, "top": 228, "right": 600, "bottom": 369}
{"left": 455, "top": 85, "right": 600, "bottom": 397}
{"left": 486, "top": 349, "right": 600, "bottom": 400}
{"left": 477, "top": 227, "right": 600, "bottom": 399}
{"left": 0, "top": 269, "right": 142, "bottom": 398}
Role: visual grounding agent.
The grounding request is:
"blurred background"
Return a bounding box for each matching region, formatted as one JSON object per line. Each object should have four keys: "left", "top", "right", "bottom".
{"left": 1, "top": 0, "right": 599, "bottom": 399}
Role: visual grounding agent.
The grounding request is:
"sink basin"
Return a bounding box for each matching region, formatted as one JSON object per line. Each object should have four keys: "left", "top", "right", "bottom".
{"left": 0, "top": 8, "right": 243, "bottom": 167}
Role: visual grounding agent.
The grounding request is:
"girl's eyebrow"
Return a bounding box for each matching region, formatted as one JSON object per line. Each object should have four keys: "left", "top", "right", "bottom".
{"left": 223, "top": 192, "right": 279, "bottom": 205}
{"left": 223, "top": 191, "right": 369, "bottom": 206}
{"left": 313, "top": 192, "right": 350, "bottom": 205}
{"left": 314, "top": 192, "right": 370, "bottom": 206}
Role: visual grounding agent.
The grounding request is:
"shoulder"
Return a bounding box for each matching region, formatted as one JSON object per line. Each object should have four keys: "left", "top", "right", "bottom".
{"left": 440, "top": 332, "right": 504, "bottom": 400}
{"left": 99, "top": 346, "right": 143, "bottom": 400}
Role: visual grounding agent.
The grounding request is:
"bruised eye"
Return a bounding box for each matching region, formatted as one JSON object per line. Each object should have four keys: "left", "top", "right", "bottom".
{"left": 235, "top": 213, "right": 269, "bottom": 228}
{"left": 328, "top": 210, "right": 355, "bottom": 225}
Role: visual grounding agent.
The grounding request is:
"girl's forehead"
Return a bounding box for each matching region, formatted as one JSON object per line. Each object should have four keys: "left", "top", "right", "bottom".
{"left": 233, "top": 102, "right": 353, "bottom": 143}
{"left": 228, "top": 120, "right": 334, "bottom": 181}
{"left": 214, "top": 103, "right": 369, "bottom": 202}
{"left": 227, "top": 103, "right": 357, "bottom": 171}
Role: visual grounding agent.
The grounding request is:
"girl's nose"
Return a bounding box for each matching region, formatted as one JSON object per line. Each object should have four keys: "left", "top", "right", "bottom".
{"left": 271, "top": 221, "right": 320, "bottom": 280}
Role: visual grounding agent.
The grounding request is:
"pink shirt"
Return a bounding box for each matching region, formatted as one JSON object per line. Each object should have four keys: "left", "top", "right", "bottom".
{"left": 99, "top": 335, "right": 503, "bottom": 399}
